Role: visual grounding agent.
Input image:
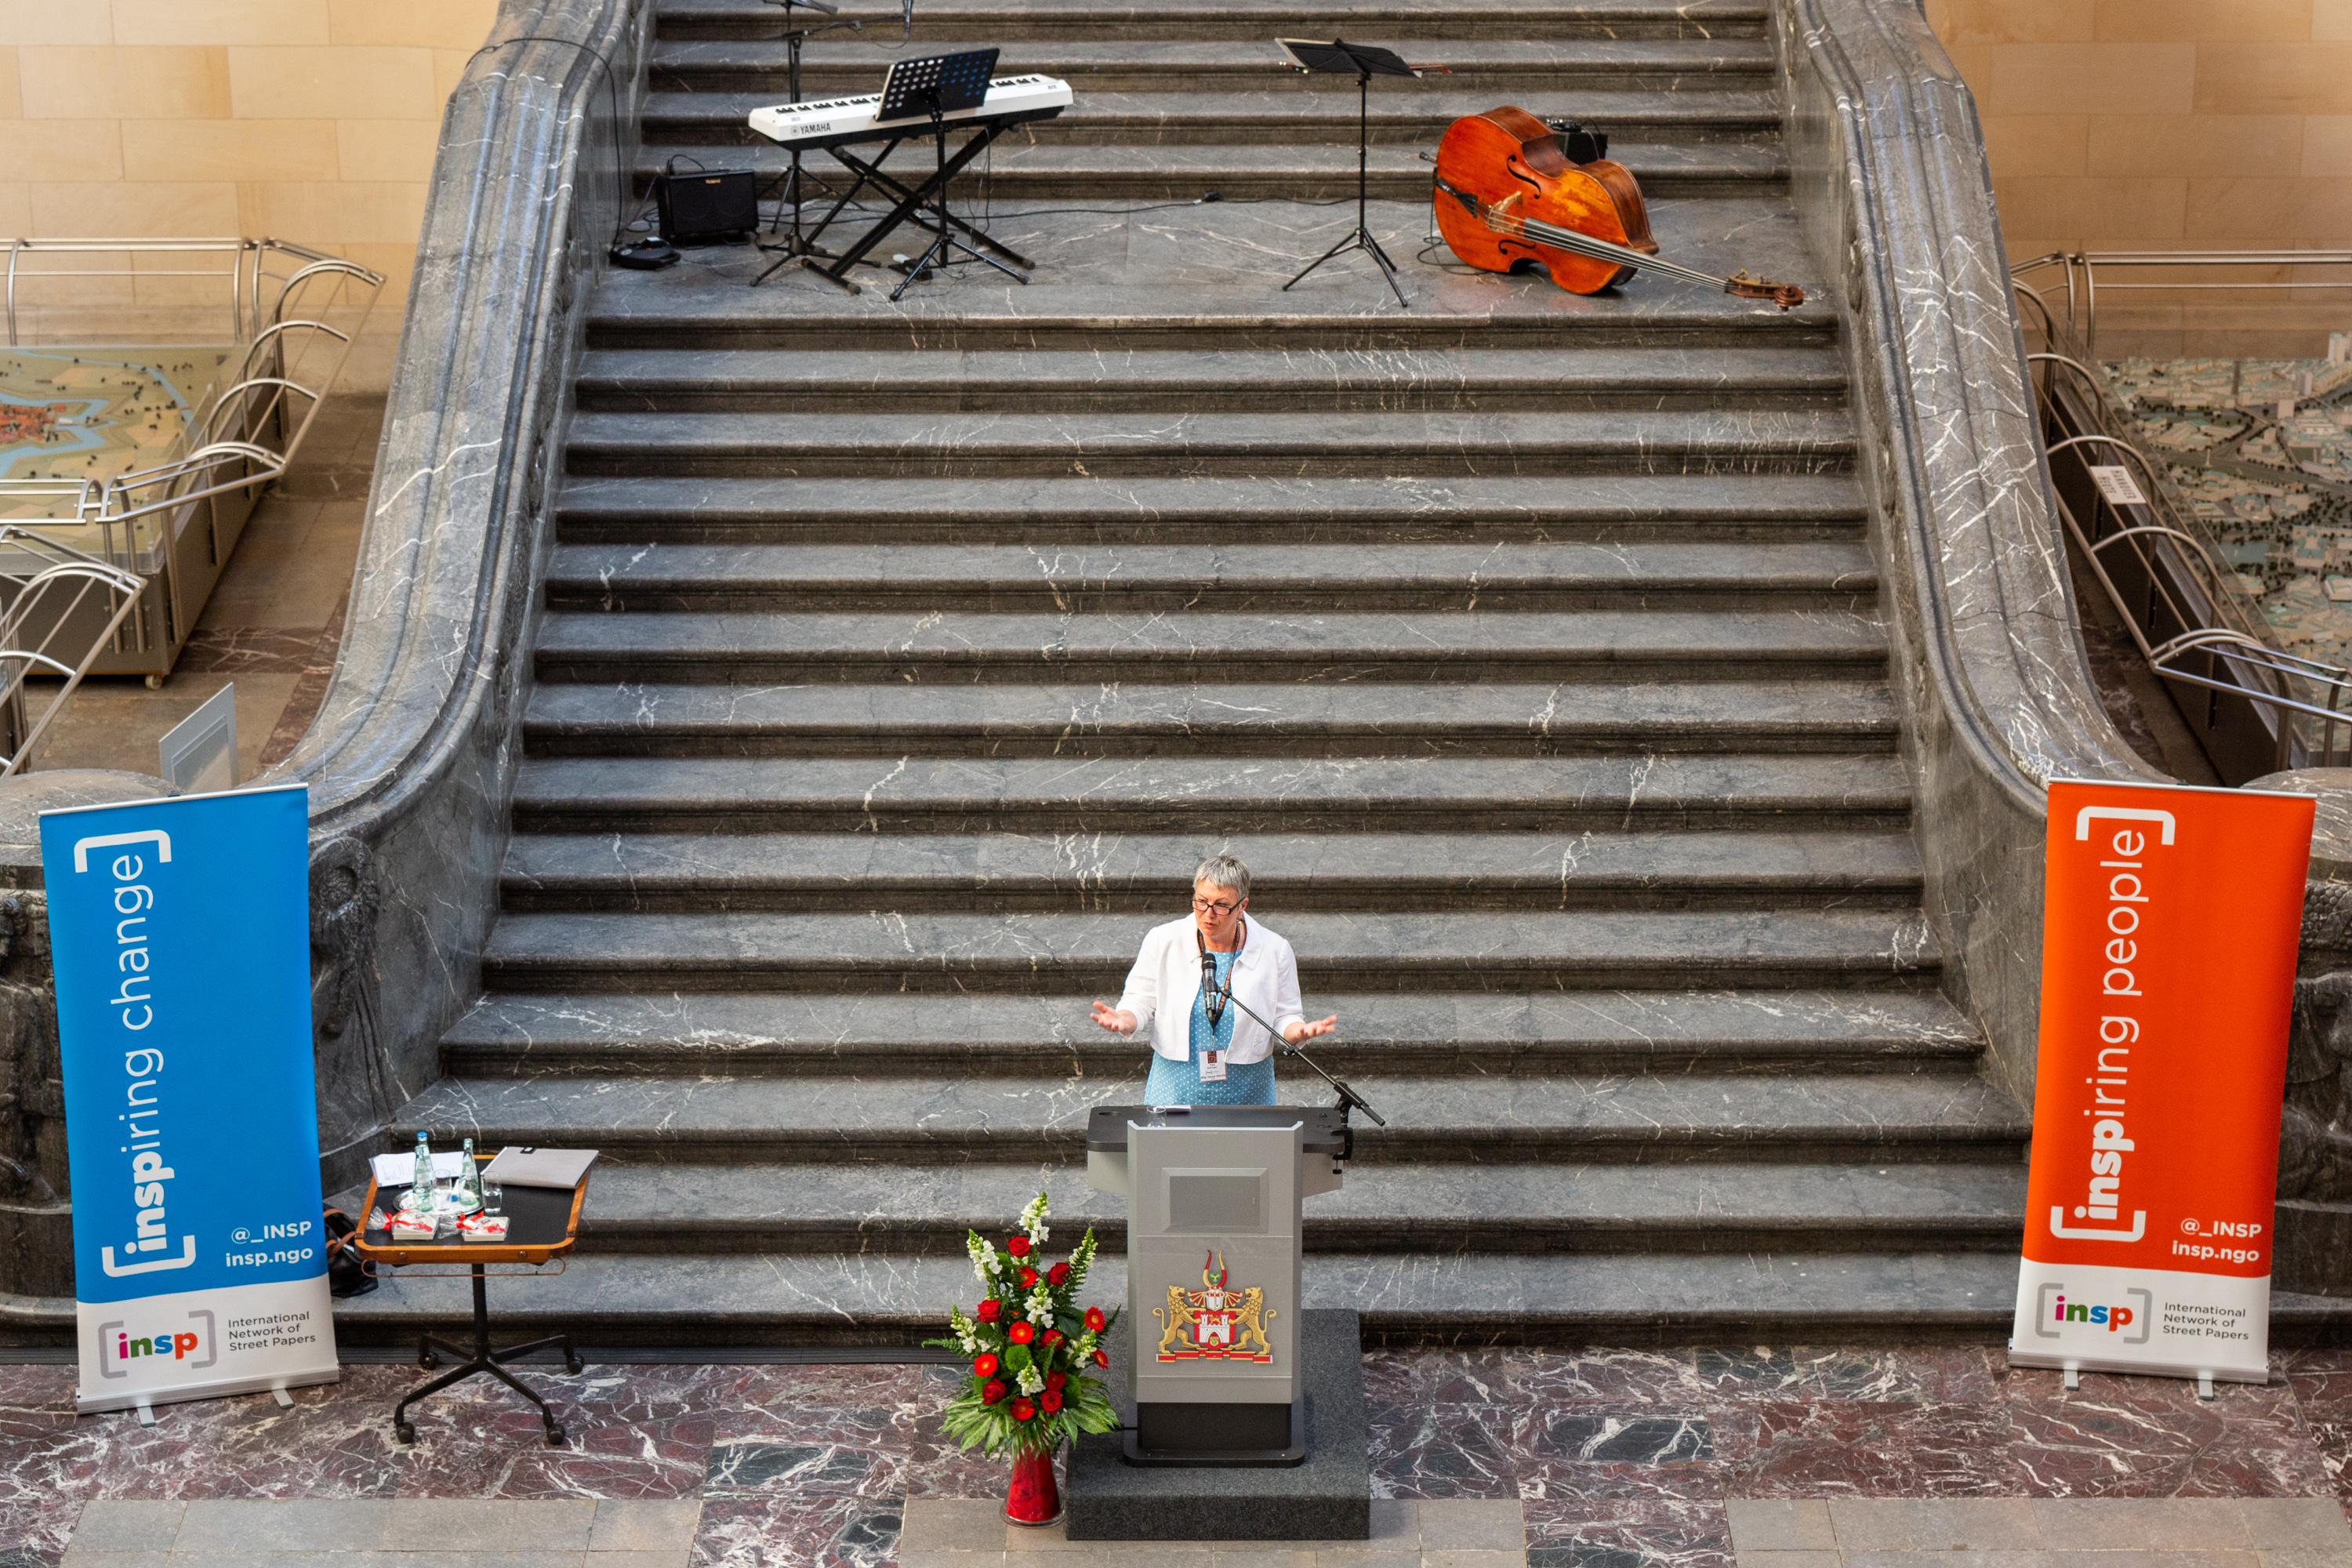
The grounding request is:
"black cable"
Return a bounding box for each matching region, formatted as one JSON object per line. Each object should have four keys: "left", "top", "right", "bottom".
{"left": 981, "top": 194, "right": 1359, "bottom": 220}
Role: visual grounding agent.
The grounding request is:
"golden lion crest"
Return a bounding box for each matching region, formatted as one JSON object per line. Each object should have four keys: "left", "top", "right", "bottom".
{"left": 1153, "top": 1250, "right": 1275, "bottom": 1363}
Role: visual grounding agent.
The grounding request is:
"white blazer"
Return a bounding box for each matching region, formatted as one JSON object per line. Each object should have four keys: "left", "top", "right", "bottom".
{"left": 1116, "top": 914, "right": 1305, "bottom": 1066}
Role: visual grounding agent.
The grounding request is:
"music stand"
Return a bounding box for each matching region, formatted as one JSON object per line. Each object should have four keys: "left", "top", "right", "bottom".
{"left": 873, "top": 48, "right": 1025, "bottom": 300}
{"left": 1277, "top": 38, "right": 1419, "bottom": 309}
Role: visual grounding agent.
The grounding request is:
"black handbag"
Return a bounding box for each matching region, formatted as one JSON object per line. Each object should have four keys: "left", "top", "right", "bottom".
{"left": 323, "top": 1207, "right": 377, "bottom": 1298}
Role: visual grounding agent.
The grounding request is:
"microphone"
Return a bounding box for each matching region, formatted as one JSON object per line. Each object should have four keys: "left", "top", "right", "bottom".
{"left": 1200, "top": 949, "right": 1225, "bottom": 1025}
{"left": 903, "top": 0, "right": 913, "bottom": 41}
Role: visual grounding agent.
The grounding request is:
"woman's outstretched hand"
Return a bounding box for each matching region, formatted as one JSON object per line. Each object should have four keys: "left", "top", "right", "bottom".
{"left": 1091, "top": 1001, "right": 1138, "bottom": 1035}
{"left": 1282, "top": 1015, "right": 1338, "bottom": 1044}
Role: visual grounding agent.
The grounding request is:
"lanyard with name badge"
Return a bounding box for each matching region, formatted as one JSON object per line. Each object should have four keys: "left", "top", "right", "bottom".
{"left": 1196, "top": 917, "right": 1244, "bottom": 1083}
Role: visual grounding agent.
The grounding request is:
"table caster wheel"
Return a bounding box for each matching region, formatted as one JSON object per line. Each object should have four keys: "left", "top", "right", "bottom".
{"left": 545, "top": 1423, "right": 567, "bottom": 1446}
{"left": 564, "top": 1352, "right": 583, "bottom": 1376}
{"left": 395, "top": 1421, "right": 416, "bottom": 1445}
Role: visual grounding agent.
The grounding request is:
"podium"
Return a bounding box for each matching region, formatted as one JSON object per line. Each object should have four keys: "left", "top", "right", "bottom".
{"left": 1084, "top": 1105, "right": 1346, "bottom": 1466}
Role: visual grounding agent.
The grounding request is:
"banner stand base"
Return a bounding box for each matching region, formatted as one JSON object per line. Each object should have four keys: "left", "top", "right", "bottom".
{"left": 2006, "top": 1347, "right": 2267, "bottom": 1387}
{"left": 78, "top": 1367, "right": 339, "bottom": 1417}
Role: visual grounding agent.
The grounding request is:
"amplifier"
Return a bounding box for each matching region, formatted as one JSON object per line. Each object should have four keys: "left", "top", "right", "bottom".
{"left": 655, "top": 167, "right": 758, "bottom": 245}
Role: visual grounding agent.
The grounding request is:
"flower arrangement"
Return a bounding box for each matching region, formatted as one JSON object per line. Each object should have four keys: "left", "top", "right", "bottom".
{"left": 927, "top": 1192, "right": 1120, "bottom": 1457}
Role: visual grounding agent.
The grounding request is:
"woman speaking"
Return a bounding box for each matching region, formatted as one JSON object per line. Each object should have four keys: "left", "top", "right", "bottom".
{"left": 1088, "top": 855, "right": 1338, "bottom": 1106}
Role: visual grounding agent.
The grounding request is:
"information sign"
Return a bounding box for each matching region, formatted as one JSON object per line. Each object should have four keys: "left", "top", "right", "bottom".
{"left": 41, "top": 784, "right": 339, "bottom": 1413}
{"left": 2010, "top": 779, "right": 2314, "bottom": 1384}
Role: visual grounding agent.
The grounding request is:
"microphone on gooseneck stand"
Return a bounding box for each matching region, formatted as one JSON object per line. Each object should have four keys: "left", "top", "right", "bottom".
{"left": 1200, "top": 949, "right": 1225, "bottom": 1025}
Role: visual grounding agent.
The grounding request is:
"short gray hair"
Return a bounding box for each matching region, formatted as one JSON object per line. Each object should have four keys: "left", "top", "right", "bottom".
{"left": 1192, "top": 855, "right": 1250, "bottom": 900}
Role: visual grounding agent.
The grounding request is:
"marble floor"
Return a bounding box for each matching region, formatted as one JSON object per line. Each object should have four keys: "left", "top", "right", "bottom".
{"left": 21, "top": 389, "right": 377, "bottom": 783}
{"left": 8, "top": 1347, "right": 2352, "bottom": 1567}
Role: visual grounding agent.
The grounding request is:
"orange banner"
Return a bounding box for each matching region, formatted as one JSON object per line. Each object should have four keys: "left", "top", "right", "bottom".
{"left": 2011, "top": 779, "right": 2313, "bottom": 1382}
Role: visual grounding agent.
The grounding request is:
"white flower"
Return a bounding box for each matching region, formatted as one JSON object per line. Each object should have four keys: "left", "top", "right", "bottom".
{"left": 1026, "top": 1288, "right": 1054, "bottom": 1325}
{"left": 1074, "top": 1330, "right": 1097, "bottom": 1360}
{"left": 1020, "top": 1192, "right": 1051, "bottom": 1247}
{"left": 1017, "top": 1365, "right": 1045, "bottom": 1396}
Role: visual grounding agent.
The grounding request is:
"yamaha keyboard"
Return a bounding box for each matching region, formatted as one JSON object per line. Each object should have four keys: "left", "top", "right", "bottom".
{"left": 750, "top": 74, "right": 1073, "bottom": 152}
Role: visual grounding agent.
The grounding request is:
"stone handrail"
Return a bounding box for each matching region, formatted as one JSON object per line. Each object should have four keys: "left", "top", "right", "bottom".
{"left": 1771, "top": 0, "right": 2156, "bottom": 1105}
{"left": 258, "top": 0, "right": 655, "bottom": 1196}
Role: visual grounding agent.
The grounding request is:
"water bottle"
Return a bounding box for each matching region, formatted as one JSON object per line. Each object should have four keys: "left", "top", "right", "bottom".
{"left": 459, "top": 1137, "right": 481, "bottom": 1209}
{"left": 411, "top": 1131, "right": 435, "bottom": 1213}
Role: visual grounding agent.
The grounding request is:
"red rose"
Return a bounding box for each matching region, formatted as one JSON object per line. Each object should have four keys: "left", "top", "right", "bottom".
{"left": 975, "top": 1299, "right": 1002, "bottom": 1323}
{"left": 1091, "top": 1348, "right": 1109, "bottom": 1367}
{"left": 1007, "top": 1236, "right": 1031, "bottom": 1258}
{"left": 1040, "top": 1388, "right": 1064, "bottom": 1414}
{"left": 973, "top": 1354, "right": 999, "bottom": 1378}
{"left": 982, "top": 1380, "right": 1007, "bottom": 1404}
{"left": 1012, "top": 1399, "right": 1036, "bottom": 1421}
{"left": 1042, "top": 1329, "right": 1063, "bottom": 1347}
{"left": 1007, "top": 1322, "right": 1035, "bottom": 1345}
{"left": 1047, "top": 1261, "right": 1070, "bottom": 1286}
{"left": 1047, "top": 1371, "right": 1066, "bottom": 1390}
{"left": 1085, "top": 1307, "right": 1106, "bottom": 1331}
{"left": 1019, "top": 1268, "right": 1038, "bottom": 1289}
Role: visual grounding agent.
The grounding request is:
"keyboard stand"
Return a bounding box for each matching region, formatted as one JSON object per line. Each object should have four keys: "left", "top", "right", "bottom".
{"left": 755, "top": 118, "right": 1036, "bottom": 294}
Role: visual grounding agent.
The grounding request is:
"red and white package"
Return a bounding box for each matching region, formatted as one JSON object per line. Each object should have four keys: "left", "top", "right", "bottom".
{"left": 457, "top": 1212, "right": 510, "bottom": 1240}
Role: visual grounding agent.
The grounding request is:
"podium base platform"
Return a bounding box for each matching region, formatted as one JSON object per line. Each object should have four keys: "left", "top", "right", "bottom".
{"left": 1068, "top": 1308, "right": 1369, "bottom": 1541}
{"left": 1125, "top": 1396, "right": 1307, "bottom": 1467}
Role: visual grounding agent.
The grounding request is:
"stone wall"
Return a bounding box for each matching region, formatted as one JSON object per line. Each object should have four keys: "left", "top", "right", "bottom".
{"left": 0, "top": 0, "right": 499, "bottom": 389}
{"left": 1922, "top": 0, "right": 2352, "bottom": 358}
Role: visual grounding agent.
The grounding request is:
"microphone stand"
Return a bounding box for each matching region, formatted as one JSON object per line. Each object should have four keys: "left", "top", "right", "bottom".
{"left": 757, "top": 0, "right": 859, "bottom": 258}
{"left": 1203, "top": 985, "right": 1388, "bottom": 1160}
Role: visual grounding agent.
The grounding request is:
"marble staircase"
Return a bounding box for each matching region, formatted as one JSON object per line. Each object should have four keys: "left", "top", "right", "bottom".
{"left": 350, "top": 0, "right": 2034, "bottom": 1345}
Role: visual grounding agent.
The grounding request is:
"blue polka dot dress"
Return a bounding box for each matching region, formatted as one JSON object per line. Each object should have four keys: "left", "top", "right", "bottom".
{"left": 1142, "top": 948, "right": 1277, "bottom": 1105}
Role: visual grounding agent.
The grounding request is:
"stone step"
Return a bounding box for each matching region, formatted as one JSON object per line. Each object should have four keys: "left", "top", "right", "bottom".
{"left": 499, "top": 829, "right": 1924, "bottom": 913}
{"left": 321, "top": 1248, "right": 2019, "bottom": 1345}
{"left": 477, "top": 906, "right": 1937, "bottom": 992}
{"left": 391, "top": 1069, "right": 2017, "bottom": 1163}
{"left": 642, "top": 89, "right": 1782, "bottom": 146}
{"left": 564, "top": 410, "right": 1857, "bottom": 481}
{"left": 438, "top": 989, "right": 1987, "bottom": 1077}
{"left": 655, "top": 0, "right": 1770, "bottom": 44}
{"left": 361, "top": 1161, "right": 2024, "bottom": 1255}
{"left": 554, "top": 475, "right": 1868, "bottom": 546}
{"left": 633, "top": 140, "right": 1783, "bottom": 201}
{"left": 572, "top": 347, "right": 1846, "bottom": 415}
{"left": 509, "top": 752, "right": 1910, "bottom": 834}
{"left": 650, "top": 38, "right": 1777, "bottom": 96}
{"left": 584, "top": 277, "right": 1839, "bottom": 352}
{"left": 521, "top": 676, "right": 1898, "bottom": 758}
{"left": 530, "top": 608, "right": 1884, "bottom": 685}
{"left": 541, "top": 539, "right": 1874, "bottom": 615}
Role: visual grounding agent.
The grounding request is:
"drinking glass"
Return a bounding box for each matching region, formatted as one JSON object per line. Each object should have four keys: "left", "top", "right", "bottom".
{"left": 482, "top": 1181, "right": 503, "bottom": 1215}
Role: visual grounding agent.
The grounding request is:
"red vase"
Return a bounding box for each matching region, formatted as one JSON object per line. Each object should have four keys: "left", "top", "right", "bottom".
{"left": 1004, "top": 1446, "right": 1062, "bottom": 1526}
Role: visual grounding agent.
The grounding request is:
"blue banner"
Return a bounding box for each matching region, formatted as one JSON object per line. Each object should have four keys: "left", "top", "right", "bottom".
{"left": 42, "top": 784, "right": 338, "bottom": 1412}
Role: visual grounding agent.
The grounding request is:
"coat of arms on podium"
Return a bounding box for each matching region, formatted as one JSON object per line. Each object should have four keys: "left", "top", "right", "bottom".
{"left": 1153, "top": 1250, "right": 1274, "bottom": 1363}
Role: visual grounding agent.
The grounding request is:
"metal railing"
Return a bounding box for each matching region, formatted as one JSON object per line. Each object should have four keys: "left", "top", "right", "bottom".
{"left": 2, "top": 236, "right": 361, "bottom": 348}
{"left": 2014, "top": 249, "right": 2352, "bottom": 357}
{"left": 2011, "top": 251, "right": 2352, "bottom": 779}
{"left": 0, "top": 528, "right": 145, "bottom": 778}
{"left": 0, "top": 237, "right": 382, "bottom": 680}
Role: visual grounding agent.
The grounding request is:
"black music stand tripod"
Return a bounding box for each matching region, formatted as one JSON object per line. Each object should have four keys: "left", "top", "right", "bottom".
{"left": 887, "top": 58, "right": 1025, "bottom": 300}
{"left": 1278, "top": 38, "right": 1419, "bottom": 310}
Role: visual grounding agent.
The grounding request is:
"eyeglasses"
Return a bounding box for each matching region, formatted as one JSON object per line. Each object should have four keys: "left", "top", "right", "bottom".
{"left": 1192, "top": 897, "right": 1241, "bottom": 916}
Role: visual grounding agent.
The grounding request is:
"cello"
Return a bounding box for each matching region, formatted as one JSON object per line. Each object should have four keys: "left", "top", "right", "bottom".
{"left": 1431, "top": 106, "right": 1804, "bottom": 308}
